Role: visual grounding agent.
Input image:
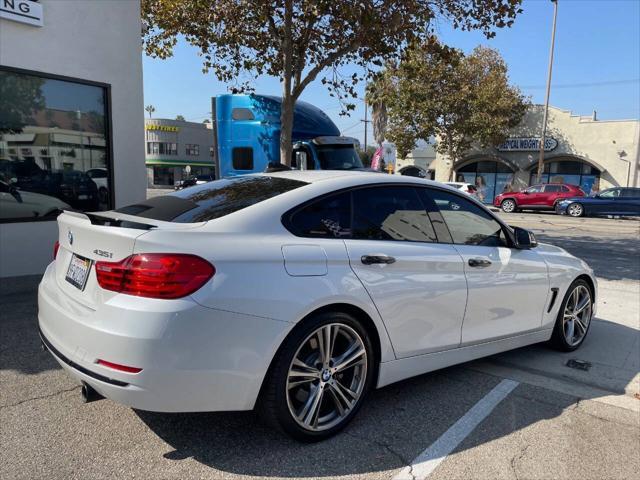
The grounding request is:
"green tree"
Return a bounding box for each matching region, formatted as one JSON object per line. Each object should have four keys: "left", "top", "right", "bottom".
{"left": 142, "top": 0, "right": 523, "bottom": 166}
{"left": 175, "top": 114, "right": 186, "bottom": 121}
{"left": 0, "top": 71, "right": 45, "bottom": 133}
{"left": 367, "top": 41, "right": 529, "bottom": 179}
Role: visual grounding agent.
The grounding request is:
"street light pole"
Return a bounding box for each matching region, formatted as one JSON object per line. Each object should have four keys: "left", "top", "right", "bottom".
{"left": 536, "top": 0, "right": 558, "bottom": 183}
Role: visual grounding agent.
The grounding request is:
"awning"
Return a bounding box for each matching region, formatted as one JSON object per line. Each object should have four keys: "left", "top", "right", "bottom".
{"left": 146, "top": 159, "right": 215, "bottom": 168}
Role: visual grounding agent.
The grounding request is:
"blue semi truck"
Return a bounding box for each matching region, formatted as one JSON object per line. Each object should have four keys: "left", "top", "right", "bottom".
{"left": 211, "top": 94, "right": 363, "bottom": 178}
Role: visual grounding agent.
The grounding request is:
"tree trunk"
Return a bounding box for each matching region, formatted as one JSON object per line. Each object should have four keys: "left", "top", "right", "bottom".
{"left": 280, "top": 93, "right": 294, "bottom": 166}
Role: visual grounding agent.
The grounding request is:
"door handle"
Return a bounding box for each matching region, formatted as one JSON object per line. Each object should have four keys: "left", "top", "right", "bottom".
{"left": 468, "top": 258, "right": 492, "bottom": 268}
{"left": 361, "top": 255, "right": 396, "bottom": 265}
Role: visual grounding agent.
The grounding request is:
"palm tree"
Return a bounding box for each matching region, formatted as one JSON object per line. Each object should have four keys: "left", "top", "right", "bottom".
{"left": 145, "top": 105, "right": 156, "bottom": 119}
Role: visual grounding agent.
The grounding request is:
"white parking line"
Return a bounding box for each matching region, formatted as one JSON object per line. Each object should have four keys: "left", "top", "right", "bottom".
{"left": 392, "top": 379, "right": 519, "bottom": 480}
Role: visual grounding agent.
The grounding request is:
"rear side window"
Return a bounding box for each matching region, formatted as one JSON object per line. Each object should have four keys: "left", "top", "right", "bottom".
{"left": 232, "top": 147, "right": 254, "bottom": 170}
{"left": 561, "top": 185, "right": 570, "bottom": 193}
{"left": 621, "top": 188, "right": 640, "bottom": 198}
{"left": 116, "top": 176, "right": 306, "bottom": 223}
{"left": 544, "top": 184, "right": 562, "bottom": 193}
{"left": 287, "top": 192, "right": 351, "bottom": 238}
{"left": 351, "top": 186, "right": 437, "bottom": 242}
{"left": 427, "top": 189, "right": 507, "bottom": 247}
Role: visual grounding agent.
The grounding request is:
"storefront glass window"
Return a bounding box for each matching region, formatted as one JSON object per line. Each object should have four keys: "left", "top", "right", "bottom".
{"left": 153, "top": 167, "right": 175, "bottom": 186}
{"left": 456, "top": 161, "right": 515, "bottom": 204}
{"left": 529, "top": 160, "right": 599, "bottom": 195}
{"left": 0, "top": 69, "right": 111, "bottom": 222}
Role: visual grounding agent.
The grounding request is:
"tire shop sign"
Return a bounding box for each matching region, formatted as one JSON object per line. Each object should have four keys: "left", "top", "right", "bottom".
{"left": 0, "top": 0, "right": 43, "bottom": 27}
{"left": 498, "top": 137, "right": 558, "bottom": 152}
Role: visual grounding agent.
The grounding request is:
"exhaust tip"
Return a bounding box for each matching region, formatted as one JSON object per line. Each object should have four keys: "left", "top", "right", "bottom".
{"left": 81, "top": 382, "right": 103, "bottom": 403}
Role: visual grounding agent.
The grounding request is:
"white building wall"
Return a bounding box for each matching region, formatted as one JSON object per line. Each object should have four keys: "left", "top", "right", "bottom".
{"left": 0, "top": 0, "right": 145, "bottom": 277}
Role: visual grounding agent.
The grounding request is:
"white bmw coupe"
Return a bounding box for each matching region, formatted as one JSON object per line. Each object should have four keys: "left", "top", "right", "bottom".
{"left": 38, "top": 171, "right": 596, "bottom": 441}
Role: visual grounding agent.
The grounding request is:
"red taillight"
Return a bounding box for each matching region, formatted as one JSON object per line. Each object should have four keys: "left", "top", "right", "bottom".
{"left": 97, "top": 359, "right": 142, "bottom": 374}
{"left": 95, "top": 253, "right": 214, "bottom": 299}
{"left": 53, "top": 241, "right": 60, "bottom": 259}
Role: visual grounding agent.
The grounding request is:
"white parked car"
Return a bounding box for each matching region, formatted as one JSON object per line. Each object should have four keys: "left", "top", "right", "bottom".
{"left": 38, "top": 171, "right": 596, "bottom": 441}
{"left": 445, "top": 181, "right": 478, "bottom": 197}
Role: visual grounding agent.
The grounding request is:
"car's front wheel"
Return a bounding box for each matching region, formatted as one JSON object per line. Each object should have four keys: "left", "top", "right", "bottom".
{"left": 501, "top": 199, "right": 516, "bottom": 213}
{"left": 550, "top": 279, "right": 593, "bottom": 351}
{"left": 567, "top": 202, "right": 584, "bottom": 217}
{"left": 259, "top": 311, "right": 374, "bottom": 442}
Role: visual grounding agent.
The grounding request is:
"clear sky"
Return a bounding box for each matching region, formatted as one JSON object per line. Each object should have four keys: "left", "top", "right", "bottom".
{"left": 143, "top": 0, "right": 640, "bottom": 146}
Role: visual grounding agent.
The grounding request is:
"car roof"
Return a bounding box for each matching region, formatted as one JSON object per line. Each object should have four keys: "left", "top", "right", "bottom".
{"left": 261, "top": 169, "right": 444, "bottom": 187}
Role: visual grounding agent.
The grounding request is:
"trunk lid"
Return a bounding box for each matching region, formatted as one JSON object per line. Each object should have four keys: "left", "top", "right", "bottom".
{"left": 53, "top": 211, "right": 203, "bottom": 309}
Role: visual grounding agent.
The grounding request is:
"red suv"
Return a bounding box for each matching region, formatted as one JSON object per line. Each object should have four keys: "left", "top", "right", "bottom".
{"left": 494, "top": 184, "right": 585, "bottom": 213}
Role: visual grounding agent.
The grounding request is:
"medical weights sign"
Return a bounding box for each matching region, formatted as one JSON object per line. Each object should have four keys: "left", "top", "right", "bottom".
{"left": 497, "top": 137, "right": 558, "bottom": 152}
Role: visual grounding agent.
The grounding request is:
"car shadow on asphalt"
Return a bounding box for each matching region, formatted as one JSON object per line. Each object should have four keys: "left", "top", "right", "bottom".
{"left": 134, "top": 321, "right": 638, "bottom": 478}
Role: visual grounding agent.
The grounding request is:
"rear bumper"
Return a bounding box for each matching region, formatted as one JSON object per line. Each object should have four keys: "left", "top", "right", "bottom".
{"left": 38, "top": 263, "right": 291, "bottom": 412}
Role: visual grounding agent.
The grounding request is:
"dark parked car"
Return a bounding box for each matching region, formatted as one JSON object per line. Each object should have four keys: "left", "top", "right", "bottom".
{"left": 1, "top": 160, "right": 98, "bottom": 211}
{"left": 494, "top": 183, "right": 585, "bottom": 213}
{"left": 556, "top": 187, "right": 640, "bottom": 217}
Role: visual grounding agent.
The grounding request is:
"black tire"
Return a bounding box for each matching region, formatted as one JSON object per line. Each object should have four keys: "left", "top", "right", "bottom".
{"left": 550, "top": 279, "right": 593, "bottom": 352}
{"left": 258, "top": 311, "right": 375, "bottom": 442}
{"left": 567, "top": 202, "right": 584, "bottom": 217}
{"left": 501, "top": 198, "right": 516, "bottom": 213}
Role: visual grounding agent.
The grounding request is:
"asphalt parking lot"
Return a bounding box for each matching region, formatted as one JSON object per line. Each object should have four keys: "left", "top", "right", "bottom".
{"left": 1, "top": 212, "right": 638, "bottom": 480}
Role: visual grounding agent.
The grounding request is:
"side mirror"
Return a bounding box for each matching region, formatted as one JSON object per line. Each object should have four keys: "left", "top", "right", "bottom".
{"left": 522, "top": 190, "right": 529, "bottom": 194}
{"left": 295, "top": 151, "right": 308, "bottom": 170}
{"left": 513, "top": 226, "right": 538, "bottom": 249}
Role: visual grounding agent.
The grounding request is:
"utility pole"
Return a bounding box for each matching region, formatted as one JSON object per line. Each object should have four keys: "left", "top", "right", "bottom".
{"left": 361, "top": 102, "right": 371, "bottom": 152}
{"left": 537, "top": 0, "right": 558, "bottom": 183}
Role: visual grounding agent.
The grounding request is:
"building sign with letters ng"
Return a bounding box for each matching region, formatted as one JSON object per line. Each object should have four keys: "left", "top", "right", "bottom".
{"left": 0, "top": 0, "right": 43, "bottom": 27}
{"left": 498, "top": 137, "right": 557, "bottom": 152}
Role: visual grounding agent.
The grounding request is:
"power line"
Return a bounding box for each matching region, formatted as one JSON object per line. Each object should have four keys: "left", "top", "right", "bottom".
{"left": 521, "top": 78, "right": 639, "bottom": 89}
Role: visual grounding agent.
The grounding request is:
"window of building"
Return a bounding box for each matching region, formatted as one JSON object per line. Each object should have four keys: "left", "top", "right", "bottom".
{"left": 427, "top": 189, "right": 507, "bottom": 247}
{"left": 152, "top": 166, "right": 175, "bottom": 186}
{"left": 352, "top": 186, "right": 437, "bottom": 242}
{"left": 456, "top": 161, "right": 515, "bottom": 204}
{"left": 231, "top": 108, "right": 255, "bottom": 120}
{"left": 0, "top": 68, "right": 111, "bottom": 222}
{"left": 529, "top": 160, "right": 600, "bottom": 194}
{"left": 185, "top": 144, "right": 200, "bottom": 156}
{"left": 286, "top": 192, "right": 351, "bottom": 238}
{"left": 147, "top": 142, "right": 177, "bottom": 155}
{"left": 232, "top": 147, "right": 253, "bottom": 170}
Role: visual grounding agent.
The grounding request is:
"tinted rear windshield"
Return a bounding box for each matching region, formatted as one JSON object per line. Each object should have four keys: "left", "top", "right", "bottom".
{"left": 115, "top": 176, "right": 307, "bottom": 223}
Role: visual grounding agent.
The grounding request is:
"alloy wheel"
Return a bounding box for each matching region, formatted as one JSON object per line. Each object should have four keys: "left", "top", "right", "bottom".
{"left": 567, "top": 203, "right": 583, "bottom": 217}
{"left": 286, "top": 323, "right": 367, "bottom": 432}
{"left": 502, "top": 199, "right": 515, "bottom": 213}
{"left": 562, "top": 285, "right": 592, "bottom": 347}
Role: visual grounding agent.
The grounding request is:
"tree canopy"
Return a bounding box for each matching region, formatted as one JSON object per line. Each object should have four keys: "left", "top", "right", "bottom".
{"left": 367, "top": 40, "right": 529, "bottom": 178}
{"left": 142, "top": 0, "right": 523, "bottom": 165}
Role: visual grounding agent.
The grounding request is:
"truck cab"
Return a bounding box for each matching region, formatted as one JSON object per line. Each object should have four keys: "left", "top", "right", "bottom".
{"left": 212, "top": 94, "right": 362, "bottom": 178}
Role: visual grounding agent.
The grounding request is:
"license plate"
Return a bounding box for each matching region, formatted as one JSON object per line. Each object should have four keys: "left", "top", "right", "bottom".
{"left": 65, "top": 254, "right": 92, "bottom": 290}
